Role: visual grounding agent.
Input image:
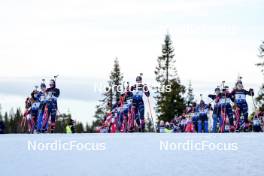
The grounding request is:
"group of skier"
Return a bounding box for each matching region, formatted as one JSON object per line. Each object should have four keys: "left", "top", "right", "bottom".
{"left": 98, "top": 74, "right": 151, "bottom": 133}
{"left": 21, "top": 76, "right": 60, "bottom": 133}
{"left": 18, "top": 74, "right": 262, "bottom": 134}
{"left": 158, "top": 78, "right": 263, "bottom": 133}
{"left": 98, "top": 76, "right": 263, "bottom": 133}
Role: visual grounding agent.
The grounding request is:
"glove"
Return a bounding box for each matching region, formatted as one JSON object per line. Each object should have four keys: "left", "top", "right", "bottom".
{"left": 249, "top": 88, "right": 254, "bottom": 95}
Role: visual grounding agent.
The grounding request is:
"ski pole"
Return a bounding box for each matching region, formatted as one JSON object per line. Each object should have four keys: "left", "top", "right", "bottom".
{"left": 147, "top": 97, "right": 156, "bottom": 132}
{"left": 250, "top": 90, "right": 257, "bottom": 110}
{"left": 57, "top": 109, "right": 61, "bottom": 116}
{"left": 54, "top": 75, "right": 59, "bottom": 81}
{"left": 250, "top": 90, "right": 259, "bottom": 132}
{"left": 221, "top": 81, "right": 227, "bottom": 133}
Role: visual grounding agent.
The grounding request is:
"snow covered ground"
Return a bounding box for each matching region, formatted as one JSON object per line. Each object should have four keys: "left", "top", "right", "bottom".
{"left": 0, "top": 133, "right": 263, "bottom": 176}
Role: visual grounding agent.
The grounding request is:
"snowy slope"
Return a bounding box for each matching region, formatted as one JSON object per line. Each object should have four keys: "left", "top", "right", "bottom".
{"left": 0, "top": 133, "right": 263, "bottom": 176}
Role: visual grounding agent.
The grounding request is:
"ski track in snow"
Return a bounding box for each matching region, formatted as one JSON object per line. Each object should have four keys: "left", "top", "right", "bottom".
{"left": 0, "top": 133, "right": 263, "bottom": 176}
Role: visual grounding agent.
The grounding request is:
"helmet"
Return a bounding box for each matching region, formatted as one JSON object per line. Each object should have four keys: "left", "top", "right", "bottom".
{"left": 40, "top": 79, "right": 46, "bottom": 90}
{"left": 159, "top": 120, "right": 165, "bottom": 126}
{"left": 136, "top": 73, "right": 143, "bottom": 83}
{"left": 40, "top": 83, "right": 46, "bottom": 89}
{"left": 49, "top": 79, "right": 56, "bottom": 88}
{"left": 215, "top": 87, "right": 220, "bottom": 95}
{"left": 215, "top": 87, "right": 220, "bottom": 92}
{"left": 200, "top": 100, "right": 205, "bottom": 105}
{"left": 31, "top": 90, "right": 39, "bottom": 100}
{"left": 223, "top": 86, "right": 229, "bottom": 92}
{"left": 236, "top": 80, "right": 243, "bottom": 90}
{"left": 236, "top": 80, "right": 242, "bottom": 86}
{"left": 136, "top": 75, "right": 142, "bottom": 83}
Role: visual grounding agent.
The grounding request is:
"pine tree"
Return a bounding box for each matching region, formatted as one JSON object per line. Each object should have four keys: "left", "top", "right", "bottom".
{"left": 257, "top": 41, "right": 264, "bottom": 70}
{"left": 94, "top": 58, "right": 123, "bottom": 126}
{"left": 0, "top": 105, "right": 4, "bottom": 134}
{"left": 154, "top": 34, "right": 186, "bottom": 122}
{"left": 110, "top": 58, "right": 124, "bottom": 104}
{"left": 94, "top": 104, "right": 105, "bottom": 121}
{"left": 85, "top": 123, "right": 91, "bottom": 133}
{"left": 256, "top": 41, "right": 264, "bottom": 111}
{"left": 4, "top": 112, "right": 9, "bottom": 133}
{"left": 186, "top": 81, "right": 195, "bottom": 106}
{"left": 155, "top": 34, "right": 177, "bottom": 84}
{"left": 75, "top": 122, "right": 84, "bottom": 133}
{"left": 13, "top": 108, "right": 23, "bottom": 133}
{"left": 0, "top": 104, "right": 2, "bottom": 121}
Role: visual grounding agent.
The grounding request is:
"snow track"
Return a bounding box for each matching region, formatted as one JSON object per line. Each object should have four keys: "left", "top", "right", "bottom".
{"left": 0, "top": 133, "right": 263, "bottom": 176}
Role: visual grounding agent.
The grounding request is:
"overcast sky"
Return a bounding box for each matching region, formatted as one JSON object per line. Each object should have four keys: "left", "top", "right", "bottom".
{"left": 0, "top": 0, "right": 263, "bottom": 122}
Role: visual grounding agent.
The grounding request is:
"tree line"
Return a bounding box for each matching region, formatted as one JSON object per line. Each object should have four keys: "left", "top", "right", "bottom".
{"left": 0, "top": 106, "right": 97, "bottom": 133}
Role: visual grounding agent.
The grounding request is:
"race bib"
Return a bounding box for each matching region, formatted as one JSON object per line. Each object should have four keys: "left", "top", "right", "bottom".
{"left": 253, "top": 119, "right": 261, "bottom": 126}
{"left": 235, "top": 94, "right": 246, "bottom": 101}
{"left": 225, "top": 125, "right": 230, "bottom": 131}
{"left": 32, "top": 102, "right": 40, "bottom": 110}
{"left": 220, "top": 98, "right": 231, "bottom": 104}
{"left": 126, "top": 99, "right": 132, "bottom": 105}
{"left": 40, "top": 95, "right": 45, "bottom": 101}
{"left": 123, "top": 104, "right": 128, "bottom": 109}
{"left": 200, "top": 109, "right": 207, "bottom": 114}
{"left": 133, "top": 90, "right": 143, "bottom": 97}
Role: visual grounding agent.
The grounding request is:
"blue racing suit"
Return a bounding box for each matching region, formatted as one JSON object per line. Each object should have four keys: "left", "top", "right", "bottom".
{"left": 231, "top": 89, "right": 253, "bottom": 124}
{"left": 119, "top": 91, "right": 133, "bottom": 127}
{"left": 197, "top": 104, "right": 209, "bottom": 133}
{"left": 208, "top": 94, "right": 221, "bottom": 132}
{"left": 131, "top": 83, "right": 150, "bottom": 130}
{"left": 36, "top": 91, "right": 47, "bottom": 131}
{"left": 219, "top": 92, "right": 234, "bottom": 127}
{"left": 30, "top": 91, "right": 41, "bottom": 131}
{"left": 45, "top": 87, "right": 60, "bottom": 131}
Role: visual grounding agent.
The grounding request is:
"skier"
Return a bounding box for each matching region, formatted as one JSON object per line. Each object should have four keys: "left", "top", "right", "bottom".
{"left": 45, "top": 79, "right": 60, "bottom": 133}
{"left": 197, "top": 100, "right": 209, "bottom": 133}
{"left": 179, "top": 114, "right": 187, "bottom": 132}
{"left": 130, "top": 74, "right": 150, "bottom": 132}
{"left": 171, "top": 116, "right": 181, "bottom": 132}
{"left": 110, "top": 102, "right": 120, "bottom": 133}
{"left": 100, "top": 112, "right": 112, "bottom": 133}
{"left": 219, "top": 86, "right": 234, "bottom": 132}
{"left": 158, "top": 120, "right": 165, "bottom": 133}
{"left": 185, "top": 116, "right": 194, "bottom": 132}
{"left": 184, "top": 104, "right": 196, "bottom": 132}
{"left": 188, "top": 102, "right": 199, "bottom": 132}
{"left": 119, "top": 85, "right": 133, "bottom": 132}
{"left": 21, "top": 97, "right": 32, "bottom": 132}
{"left": 37, "top": 81, "right": 47, "bottom": 132}
{"left": 252, "top": 112, "right": 262, "bottom": 132}
{"left": 231, "top": 78, "right": 254, "bottom": 131}
{"left": 185, "top": 107, "right": 194, "bottom": 132}
{"left": 208, "top": 87, "right": 222, "bottom": 133}
{"left": 29, "top": 88, "right": 41, "bottom": 133}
